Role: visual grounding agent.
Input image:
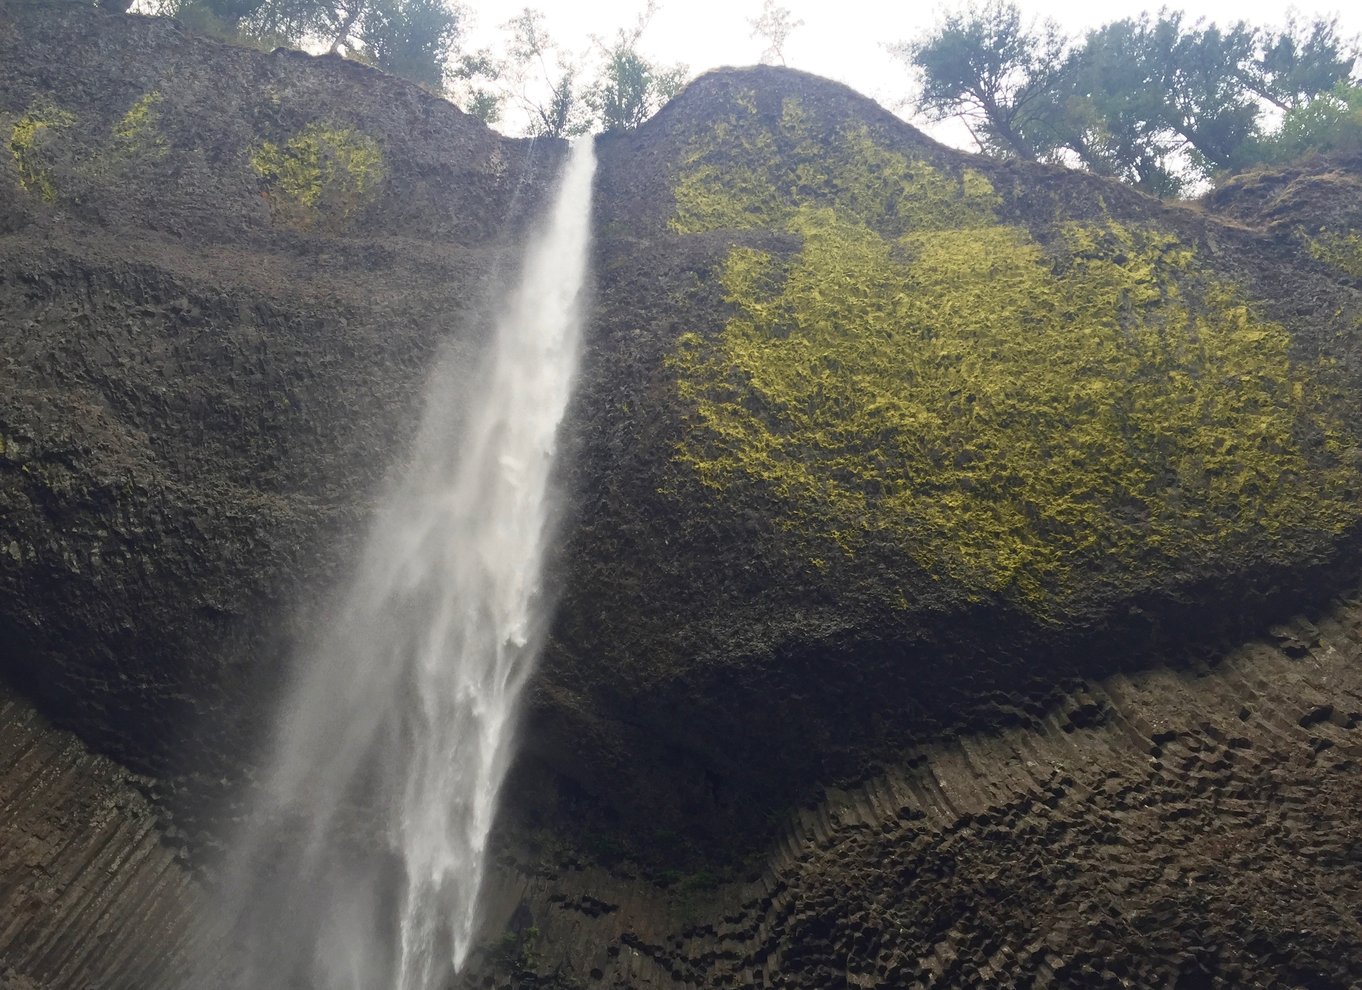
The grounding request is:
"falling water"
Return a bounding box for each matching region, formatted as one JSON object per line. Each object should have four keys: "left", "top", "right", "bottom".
{"left": 218, "top": 137, "right": 596, "bottom": 990}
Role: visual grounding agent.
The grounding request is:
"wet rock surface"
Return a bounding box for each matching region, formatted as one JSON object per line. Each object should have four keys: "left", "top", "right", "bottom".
{"left": 5, "top": 3, "right": 1362, "bottom": 862}
{"left": 5, "top": 586, "right": 1360, "bottom": 988}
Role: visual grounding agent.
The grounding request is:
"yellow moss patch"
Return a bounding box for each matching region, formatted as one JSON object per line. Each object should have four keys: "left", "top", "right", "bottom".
{"left": 668, "top": 100, "right": 1360, "bottom": 615}
{"left": 251, "top": 123, "right": 384, "bottom": 225}
{"left": 112, "top": 92, "right": 167, "bottom": 157}
{"left": 9, "top": 98, "right": 75, "bottom": 202}
{"left": 673, "top": 97, "right": 997, "bottom": 237}
{"left": 1309, "top": 229, "right": 1362, "bottom": 280}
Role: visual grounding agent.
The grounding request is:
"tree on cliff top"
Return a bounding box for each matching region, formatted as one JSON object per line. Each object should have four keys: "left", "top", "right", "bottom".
{"left": 889, "top": 0, "right": 1072, "bottom": 161}
{"left": 749, "top": 0, "right": 803, "bottom": 67}
{"left": 485, "top": 2, "right": 685, "bottom": 136}
{"left": 1246, "top": 14, "right": 1359, "bottom": 111}
{"left": 498, "top": 7, "right": 592, "bottom": 138}
{"left": 357, "top": 0, "right": 462, "bottom": 88}
{"left": 586, "top": 1, "right": 687, "bottom": 133}
{"left": 149, "top": 0, "right": 462, "bottom": 89}
{"left": 1057, "top": 14, "right": 1264, "bottom": 193}
{"left": 897, "top": 4, "right": 1361, "bottom": 193}
{"left": 140, "top": 0, "right": 688, "bottom": 133}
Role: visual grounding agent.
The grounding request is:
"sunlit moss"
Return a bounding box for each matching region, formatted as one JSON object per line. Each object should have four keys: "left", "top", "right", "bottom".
{"left": 112, "top": 92, "right": 167, "bottom": 157}
{"left": 251, "top": 122, "right": 384, "bottom": 225}
{"left": 9, "top": 98, "right": 75, "bottom": 201}
{"left": 668, "top": 96, "right": 1360, "bottom": 615}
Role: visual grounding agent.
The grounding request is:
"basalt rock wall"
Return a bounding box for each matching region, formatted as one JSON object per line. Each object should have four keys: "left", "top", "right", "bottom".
{"left": 0, "top": 1, "right": 563, "bottom": 824}
{"left": 4, "top": 0, "right": 1362, "bottom": 882}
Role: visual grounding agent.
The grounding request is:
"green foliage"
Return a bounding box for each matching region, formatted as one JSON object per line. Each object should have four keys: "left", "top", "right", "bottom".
{"left": 668, "top": 104, "right": 1361, "bottom": 614}
{"left": 586, "top": 2, "right": 687, "bottom": 133}
{"left": 591, "top": 48, "right": 654, "bottom": 133}
{"left": 449, "top": 48, "right": 504, "bottom": 125}
{"left": 1042, "top": 13, "right": 1264, "bottom": 190}
{"left": 1247, "top": 15, "right": 1358, "bottom": 112}
{"left": 153, "top": 0, "right": 461, "bottom": 87}
{"left": 357, "top": 0, "right": 460, "bottom": 89}
{"left": 1242, "top": 82, "right": 1362, "bottom": 165}
{"left": 463, "top": 89, "right": 502, "bottom": 125}
{"left": 1150, "top": 15, "right": 1261, "bottom": 171}
{"left": 459, "top": 3, "right": 691, "bottom": 134}
{"left": 589, "top": 46, "right": 685, "bottom": 133}
{"left": 150, "top": 0, "right": 304, "bottom": 51}
{"left": 1054, "top": 17, "right": 1189, "bottom": 194}
{"left": 896, "top": 7, "right": 1361, "bottom": 191}
{"left": 499, "top": 8, "right": 592, "bottom": 138}
{"left": 889, "top": 0, "right": 1072, "bottom": 161}
{"left": 251, "top": 123, "right": 384, "bottom": 225}
{"left": 9, "top": 98, "right": 75, "bottom": 202}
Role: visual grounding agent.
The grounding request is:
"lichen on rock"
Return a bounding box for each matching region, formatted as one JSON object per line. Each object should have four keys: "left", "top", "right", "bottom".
{"left": 668, "top": 95, "right": 1362, "bottom": 615}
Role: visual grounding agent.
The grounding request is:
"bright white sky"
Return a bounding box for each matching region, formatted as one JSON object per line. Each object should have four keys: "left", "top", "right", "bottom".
{"left": 460, "top": 0, "right": 1362, "bottom": 144}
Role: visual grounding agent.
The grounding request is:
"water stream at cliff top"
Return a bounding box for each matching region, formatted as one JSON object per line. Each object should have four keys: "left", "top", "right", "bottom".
{"left": 219, "top": 137, "right": 596, "bottom": 990}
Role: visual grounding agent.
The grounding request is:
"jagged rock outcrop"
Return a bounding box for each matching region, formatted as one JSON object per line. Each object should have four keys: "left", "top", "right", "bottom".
{"left": 4, "top": 3, "right": 1362, "bottom": 986}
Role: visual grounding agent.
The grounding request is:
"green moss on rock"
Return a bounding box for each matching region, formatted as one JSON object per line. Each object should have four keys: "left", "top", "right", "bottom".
{"left": 251, "top": 122, "right": 384, "bottom": 226}
{"left": 673, "top": 97, "right": 997, "bottom": 237}
{"left": 9, "top": 97, "right": 75, "bottom": 201}
{"left": 668, "top": 99, "right": 1361, "bottom": 616}
{"left": 111, "top": 91, "right": 167, "bottom": 158}
{"left": 1309, "top": 229, "right": 1362, "bottom": 280}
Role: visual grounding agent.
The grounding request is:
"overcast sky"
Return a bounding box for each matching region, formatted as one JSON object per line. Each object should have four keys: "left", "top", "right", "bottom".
{"left": 460, "top": 0, "right": 1362, "bottom": 144}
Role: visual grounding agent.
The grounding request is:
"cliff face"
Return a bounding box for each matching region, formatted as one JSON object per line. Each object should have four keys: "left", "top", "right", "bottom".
{"left": 538, "top": 73, "right": 1362, "bottom": 858}
{"left": 0, "top": 2, "right": 563, "bottom": 814}
{"left": 5, "top": 5, "right": 1362, "bottom": 985}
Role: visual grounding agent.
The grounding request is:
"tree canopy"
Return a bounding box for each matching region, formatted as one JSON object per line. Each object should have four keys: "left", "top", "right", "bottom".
{"left": 888, "top": 1, "right": 1070, "bottom": 161}
{"left": 587, "top": 2, "right": 687, "bottom": 133}
{"left": 894, "top": 3, "right": 1361, "bottom": 194}
{"left": 125, "top": 0, "right": 1362, "bottom": 178}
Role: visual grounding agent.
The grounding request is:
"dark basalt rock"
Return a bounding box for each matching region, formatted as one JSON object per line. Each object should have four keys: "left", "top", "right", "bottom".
{"left": 3, "top": 0, "right": 1362, "bottom": 930}
{"left": 0, "top": 0, "right": 565, "bottom": 830}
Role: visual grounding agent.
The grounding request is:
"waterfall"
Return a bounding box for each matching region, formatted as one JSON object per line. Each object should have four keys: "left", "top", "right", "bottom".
{"left": 217, "top": 137, "right": 596, "bottom": 990}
